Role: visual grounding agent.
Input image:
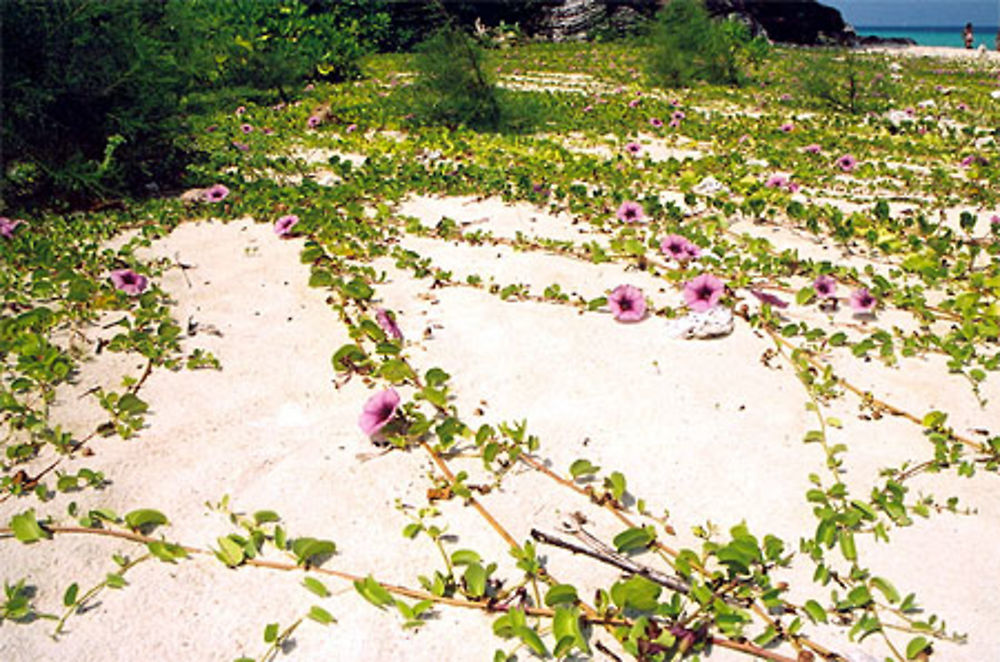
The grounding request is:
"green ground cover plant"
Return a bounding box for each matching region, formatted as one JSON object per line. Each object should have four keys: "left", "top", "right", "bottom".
{"left": 2, "top": 27, "right": 999, "bottom": 662}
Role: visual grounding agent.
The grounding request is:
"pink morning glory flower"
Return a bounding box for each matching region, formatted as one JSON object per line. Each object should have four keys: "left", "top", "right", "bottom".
{"left": 683, "top": 274, "right": 724, "bottom": 312}
{"left": 660, "top": 234, "right": 701, "bottom": 261}
{"left": 625, "top": 142, "right": 642, "bottom": 156}
{"left": 814, "top": 275, "right": 837, "bottom": 299}
{"left": 240, "top": 123, "right": 253, "bottom": 134}
{"left": 671, "top": 110, "right": 685, "bottom": 121}
{"left": 849, "top": 288, "right": 877, "bottom": 314}
{"left": 205, "top": 124, "right": 218, "bottom": 133}
{"left": 836, "top": 154, "right": 857, "bottom": 172}
{"left": 582, "top": 105, "right": 593, "bottom": 113}
{"left": 358, "top": 388, "right": 400, "bottom": 437}
{"left": 235, "top": 106, "right": 246, "bottom": 116}
{"left": 750, "top": 289, "right": 788, "bottom": 308}
{"left": 0, "top": 217, "right": 25, "bottom": 239}
{"left": 307, "top": 115, "right": 321, "bottom": 129}
{"left": 780, "top": 93, "right": 792, "bottom": 101}
{"left": 616, "top": 201, "right": 646, "bottom": 223}
{"left": 304, "top": 83, "right": 315, "bottom": 91}
{"left": 649, "top": 117, "right": 663, "bottom": 128}
{"left": 765, "top": 174, "right": 788, "bottom": 189}
{"left": 346, "top": 124, "right": 357, "bottom": 133}
{"left": 669, "top": 118, "right": 681, "bottom": 128}
{"left": 960, "top": 155, "right": 974, "bottom": 167}
{"left": 780, "top": 122, "right": 794, "bottom": 132}
{"left": 990, "top": 214, "right": 1000, "bottom": 225}
{"left": 274, "top": 214, "right": 299, "bottom": 238}
{"left": 608, "top": 284, "right": 647, "bottom": 322}
{"left": 375, "top": 308, "right": 403, "bottom": 340}
{"left": 110, "top": 269, "right": 148, "bottom": 296}
{"left": 804, "top": 144, "right": 822, "bottom": 154}
{"left": 628, "top": 98, "right": 640, "bottom": 108}
{"left": 232, "top": 141, "right": 249, "bottom": 151}
{"left": 203, "top": 184, "right": 230, "bottom": 202}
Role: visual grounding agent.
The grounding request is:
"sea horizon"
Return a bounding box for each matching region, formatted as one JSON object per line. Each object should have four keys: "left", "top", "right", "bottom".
{"left": 856, "top": 25, "right": 1000, "bottom": 48}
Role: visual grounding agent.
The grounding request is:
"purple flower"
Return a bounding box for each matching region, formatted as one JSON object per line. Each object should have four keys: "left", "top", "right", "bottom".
{"left": 304, "top": 83, "right": 315, "bottom": 91}
{"left": 110, "top": 269, "right": 148, "bottom": 296}
{"left": 836, "top": 154, "right": 857, "bottom": 172}
{"left": 235, "top": 105, "right": 246, "bottom": 116}
{"left": 582, "top": 105, "right": 593, "bottom": 113}
{"left": 649, "top": 117, "right": 663, "bottom": 128}
{"left": 232, "top": 141, "right": 249, "bottom": 152}
{"left": 274, "top": 214, "right": 299, "bottom": 238}
{"left": 780, "top": 122, "right": 794, "bottom": 132}
{"left": 307, "top": 115, "right": 322, "bottom": 129}
{"left": 608, "top": 284, "right": 647, "bottom": 322}
{"left": 625, "top": 142, "right": 642, "bottom": 156}
{"left": 205, "top": 124, "right": 218, "bottom": 133}
{"left": 804, "top": 144, "right": 822, "bottom": 154}
{"left": 0, "top": 217, "right": 25, "bottom": 239}
{"left": 750, "top": 289, "right": 788, "bottom": 308}
{"left": 240, "top": 123, "right": 253, "bottom": 134}
{"left": 765, "top": 174, "right": 788, "bottom": 189}
{"left": 669, "top": 118, "right": 681, "bottom": 128}
{"left": 628, "top": 98, "right": 640, "bottom": 108}
{"left": 849, "top": 288, "right": 877, "bottom": 314}
{"left": 616, "top": 201, "right": 646, "bottom": 223}
{"left": 262, "top": 127, "right": 274, "bottom": 135}
{"left": 671, "top": 110, "right": 686, "bottom": 121}
{"left": 683, "top": 274, "right": 724, "bottom": 312}
{"left": 780, "top": 93, "right": 792, "bottom": 101}
{"left": 660, "top": 234, "right": 701, "bottom": 261}
{"left": 960, "top": 155, "right": 974, "bottom": 167}
{"left": 203, "top": 184, "right": 230, "bottom": 203}
{"left": 814, "top": 275, "right": 837, "bottom": 298}
{"left": 375, "top": 308, "right": 403, "bottom": 340}
{"left": 358, "top": 388, "right": 400, "bottom": 437}
{"left": 346, "top": 124, "right": 357, "bottom": 133}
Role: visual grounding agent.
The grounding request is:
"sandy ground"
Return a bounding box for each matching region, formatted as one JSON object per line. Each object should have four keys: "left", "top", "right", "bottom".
{"left": 2, "top": 189, "right": 998, "bottom": 662}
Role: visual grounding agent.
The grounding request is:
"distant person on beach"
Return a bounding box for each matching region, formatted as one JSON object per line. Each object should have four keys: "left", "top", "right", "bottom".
{"left": 962, "top": 23, "right": 973, "bottom": 49}
{"left": 995, "top": 28, "right": 1000, "bottom": 51}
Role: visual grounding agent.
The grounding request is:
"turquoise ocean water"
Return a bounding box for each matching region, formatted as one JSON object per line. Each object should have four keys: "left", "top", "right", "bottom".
{"left": 857, "top": 26, "right": 1000, "bottom": 49}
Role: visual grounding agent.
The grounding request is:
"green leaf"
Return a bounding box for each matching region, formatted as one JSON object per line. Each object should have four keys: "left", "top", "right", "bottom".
{"left": 124, "top": 508, "right": 167, "bottom": 533}
{"left": 63, "top": 583, "right": 79, "bottom": 607}
{"left": 921, "top": 410, "right": 948, "bottom": 429}
{"left": 553, "top": 606, "right": 589, "bottom": 654}
{"left": 425, "top": 368, "right": 450, "bottom": 387}
{"left": 402, "top": 523, "right": 422, "bottom": 539}
{"left": 514, "top": 625, "right": 548, "bottom": 657}
{"left": 569, "top": 458, "right": 599, "bottom": 479}
{"left": 291, "top": 537, "right": 336, "bottom": 566}
{"left": 906, "top": 636, "right": 930, "bottom": 659}
{"left": 215, "top": 535, "right": 245, "bottom": 567}
{"left": 10, "top": 510, "right": 48, "bottom": 544}
{"left": 451, "top": 549, "right": 481, "bottom": 566}
{"left": 303, "top": 577, "right": 330, "bottom": 598}
{"left": 308, "top": 268, "right": 334, "bottom": 288}
{"left": 117, "top": 393, "right": 148, "bottom": 415}
{"left": 254, "top": 510, "right": 281, "bottom": 525}
{"left": 803, "top": 600, "right": 827, "bottom": 623}
{"left": 263, "top": 622, "right": 279, "bottom": 643}
{"left": 795, "top": 286, "right": 816, "bottom": 305}
{"left": 342, "top": 278, "right": 373, "bottom": 300}
{"left": 612, "top": 527, "right": 655, "bottom": 554}
{"left": 463, "top": 563, "right": 487, "bottom": 597}
{"left": 354, "top": 575, "right": 394, "bottom": 609}
{"left": 307, "top": 605, "right": 335, "bottom": 625}
{"left": 839, "top": 530, "right": 857, "bottom": 562}
{"left": 871, "top": 577, "right": 900, "bottom": 604}
{"left": 105, "top": 573, "right": 127, "bottom": 589}
{"left": 610, "top": 575, "right": 661, "bottom": 611}
{"left": 331, "top": 344, "right": 367, "bottom": 372}
{"left": 147, "top": 541, "right": 188, "bottom": 564}
{"left": 544, "top": 584, "right": 579, "bottom": 607}
{"left": 604, "top": 471, "right": 626, "bottom": 501}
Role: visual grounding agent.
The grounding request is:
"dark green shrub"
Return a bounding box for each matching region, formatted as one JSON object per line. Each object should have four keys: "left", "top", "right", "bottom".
{"left": 1, "top": 0, "right": 194, "bottom": 207}
{"left": 410, "top": 25, "right": 501, "bottom": 130}
{"left": 795, "top": 51, "right": 895, "bottom": 115}
{"left": 646, "top": 0, "right": 766, "bottom": 87}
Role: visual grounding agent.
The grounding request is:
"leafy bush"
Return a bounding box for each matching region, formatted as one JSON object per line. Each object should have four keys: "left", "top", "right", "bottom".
{"left": 184, "top": 0, "right": 389, "bottom": 96}
{"left": 410, "top": 25, "right": 501, "bottom": 130}
{"left": 1, "top": 0, "right": 194, "bottom": 207}
{"left": 795, "top": 51, "right": 895, "bottom": 115}
{"left": 646, "top": 0, "right": 767, "bottom": 87}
